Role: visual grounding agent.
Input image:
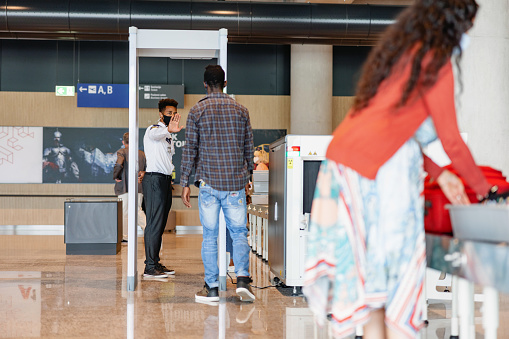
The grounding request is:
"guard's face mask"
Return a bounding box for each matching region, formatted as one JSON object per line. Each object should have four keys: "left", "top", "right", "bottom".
{"left": 163, "top": 114, "right": 172, "bottom": 126}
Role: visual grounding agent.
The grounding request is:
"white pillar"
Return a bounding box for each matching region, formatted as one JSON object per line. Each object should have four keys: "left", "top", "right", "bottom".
{"left": 456, "top": 0, "right": 509, "bottom": 176}
{"left": 290, "top": 45, "right": 333, "bottom": 135}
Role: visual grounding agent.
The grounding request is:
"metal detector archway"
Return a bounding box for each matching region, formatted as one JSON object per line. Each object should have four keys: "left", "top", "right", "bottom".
{"left": 127, "top": 27, "right": 228, "bottom": 291}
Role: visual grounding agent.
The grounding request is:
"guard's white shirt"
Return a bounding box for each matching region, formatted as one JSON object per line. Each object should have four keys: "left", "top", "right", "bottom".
{"left": 143, "top": 122, "right": 175, "bottom": 175}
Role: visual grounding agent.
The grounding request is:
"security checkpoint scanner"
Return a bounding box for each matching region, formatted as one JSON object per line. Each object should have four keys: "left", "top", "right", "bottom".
{"left": 268, "top": 134, "right": 332, "bottom": 293}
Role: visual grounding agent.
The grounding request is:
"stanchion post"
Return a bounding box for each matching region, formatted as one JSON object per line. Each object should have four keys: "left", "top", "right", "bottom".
{"left": 127, "top": 26, "right": 139, "bottom": 292}
{"left": 482, "top": 286, "right": 499, "bottom": 339}
{"left": 219, "top": 209, "right": 227, "bottom": 291}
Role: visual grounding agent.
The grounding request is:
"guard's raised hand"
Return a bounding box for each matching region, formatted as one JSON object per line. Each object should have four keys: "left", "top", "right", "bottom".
{"left": 167, "top": 113, "right": 183, "bottom": 133}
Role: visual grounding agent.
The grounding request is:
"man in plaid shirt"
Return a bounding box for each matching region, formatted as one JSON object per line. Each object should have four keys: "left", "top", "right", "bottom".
{"left": 180, "top": 65, "right": 255, "bottom": 303}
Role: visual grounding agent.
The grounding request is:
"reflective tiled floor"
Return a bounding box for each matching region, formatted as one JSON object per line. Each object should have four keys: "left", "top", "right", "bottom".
{"left": 0, "top": 232, "right": 507, "bottom": 338}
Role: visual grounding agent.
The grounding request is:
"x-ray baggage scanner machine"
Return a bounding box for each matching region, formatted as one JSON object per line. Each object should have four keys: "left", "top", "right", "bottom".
{"left": 268, "top": 134, "right": 332, "bottom": 291}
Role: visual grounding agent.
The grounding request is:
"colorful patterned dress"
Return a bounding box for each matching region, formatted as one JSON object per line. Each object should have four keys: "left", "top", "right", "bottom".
{"left": 304, "top": 118, "right": 437, "bottom": 338}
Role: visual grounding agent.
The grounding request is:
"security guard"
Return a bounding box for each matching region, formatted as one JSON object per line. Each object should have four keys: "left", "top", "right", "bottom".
{"left": 142, "top": 98, "right": 183, "bottom": 279}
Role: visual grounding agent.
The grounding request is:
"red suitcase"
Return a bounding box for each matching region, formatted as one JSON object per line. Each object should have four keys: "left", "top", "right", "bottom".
{"left": 424, "top": 166, "right": 509, "bottom": 235}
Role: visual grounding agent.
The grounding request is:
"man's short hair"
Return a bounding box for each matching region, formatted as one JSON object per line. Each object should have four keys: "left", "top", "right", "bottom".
{"left": 204, "top": 65, "right": 225, "bottom": 89}
{"left": 158, "top": 99, "right": 178, "bottom": 113}
{"left": 123, "top": 132, "right": 129, "bottom": 145}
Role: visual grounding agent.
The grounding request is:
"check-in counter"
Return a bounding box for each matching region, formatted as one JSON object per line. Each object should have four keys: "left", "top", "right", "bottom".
{"left": 247, "top": 204, "right": 268, "bottom": 260}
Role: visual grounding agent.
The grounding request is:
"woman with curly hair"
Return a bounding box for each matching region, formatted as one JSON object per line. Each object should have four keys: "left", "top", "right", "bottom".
{"left": 303, "top": 0, "right": 496, "bottom": 338}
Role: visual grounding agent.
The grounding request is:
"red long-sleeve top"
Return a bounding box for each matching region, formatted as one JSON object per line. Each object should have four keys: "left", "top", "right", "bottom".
{"left": 326, "top": 53, "right": 491, "bottom": 196}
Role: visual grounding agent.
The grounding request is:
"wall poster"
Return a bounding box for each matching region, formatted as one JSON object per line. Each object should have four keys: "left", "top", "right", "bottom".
{"left": 0, "top": 126, "right": 286, "bottom": 185}
{"left": 0, "top": 126, "right": 43, "bottom": 184}
{"left": 42, "top": 127, "right": 124, "bottom": 184}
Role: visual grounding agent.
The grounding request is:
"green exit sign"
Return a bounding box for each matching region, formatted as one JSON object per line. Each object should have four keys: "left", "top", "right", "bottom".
{"left": 55, "top": 86, "right": 75, "bottom": 96}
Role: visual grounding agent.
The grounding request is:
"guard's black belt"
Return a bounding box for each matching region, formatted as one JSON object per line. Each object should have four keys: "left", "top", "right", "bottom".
{"left": 145, "top": 172, "right": 172, "bottom": 179}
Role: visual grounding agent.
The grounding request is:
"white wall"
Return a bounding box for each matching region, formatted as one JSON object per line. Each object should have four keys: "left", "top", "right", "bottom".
{"left": 456, "top": 0, "right": 509, "bottom": 176}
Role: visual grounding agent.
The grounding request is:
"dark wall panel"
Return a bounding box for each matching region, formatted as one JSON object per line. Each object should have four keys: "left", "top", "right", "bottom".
{"left": 167, "top": 59, "right": 184, "bottom": 85}
{"left": 56, "top": 41, "right": 76, "bottom": 87}
{"left": 228, "top": 44, "right": 290, "bottom": 96}
{"left": 0, "top": 40, "right": 364, "bottom": 96}
{"left": 1, "top": 40, "right": 58, "bottom": 91}
{"left": 0, "top": 41, "right": 2, "bottom": 90}
{"left": 77, "top": 41, "right": 113, "bottom": 84}
{"left": 140, "top": 57, "right": 213, "bottom": 94}
{"left": 275, "top": 45, "right": 290, "bottom": 95}
{"left": 182, "top": 59, "right": 216, "bottom": 94}
{"left": 112, "top": 42, "right": 128, "bottom": 84}
{"left": 139, "top": 57, "right": 168, "bottom": 84}
{"left": 332, "top": 46, "right": 371, "bottom": 96}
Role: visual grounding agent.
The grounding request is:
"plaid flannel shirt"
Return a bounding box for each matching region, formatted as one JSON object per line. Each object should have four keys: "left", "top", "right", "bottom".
{"left": 180, "top": 92, "right": 254, "bottom": 191}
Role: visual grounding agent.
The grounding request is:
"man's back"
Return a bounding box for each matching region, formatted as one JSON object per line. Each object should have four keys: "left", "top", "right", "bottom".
{"left": 181, "top": 64, "right": 256, "bottom": 303}
{"left": 181, "top": 92, "right": 253, "bottom": 192}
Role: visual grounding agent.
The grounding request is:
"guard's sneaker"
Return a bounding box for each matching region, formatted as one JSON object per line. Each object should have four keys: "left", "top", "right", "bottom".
{"left": 143, "top": 267, "right": 168, "bottom": 279}
{"left": 156, "top": 263, "right": 175, "bottom": 275}
{"left": 236, "top": 276, "right": 255, "bottom": 302}
{"left": 195, "top": 283, "right": 219, "bottom": 303}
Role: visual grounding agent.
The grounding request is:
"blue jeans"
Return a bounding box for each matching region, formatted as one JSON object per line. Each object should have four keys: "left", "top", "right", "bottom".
{"left": 199, "top": 183, "right": 250, "bottom": 288}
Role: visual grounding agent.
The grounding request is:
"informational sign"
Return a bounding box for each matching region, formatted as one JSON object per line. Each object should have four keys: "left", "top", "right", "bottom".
{"left": 55, "top": 86, "right": 75, "bottom": 96}
{"left": 77, "top": 83, "right": 184, "bottom": 109}
{"left": 77, "top": 83, "right": 128, "bottom": 108}
{"left": 139, "top": 84, "right": 185, "bottom": 109}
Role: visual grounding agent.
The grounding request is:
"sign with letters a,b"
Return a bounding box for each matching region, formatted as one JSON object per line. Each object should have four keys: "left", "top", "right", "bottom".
{"left": 77, "top": 83, "right": 128, "bottom": 108}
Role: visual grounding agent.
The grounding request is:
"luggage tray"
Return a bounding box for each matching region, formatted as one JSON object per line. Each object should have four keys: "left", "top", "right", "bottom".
{"left": 447, "top": 204, "right": 509, "bottom": 243}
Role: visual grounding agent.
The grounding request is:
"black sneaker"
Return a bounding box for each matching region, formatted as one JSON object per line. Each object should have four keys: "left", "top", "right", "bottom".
{"left": 236, "top": 276, "right": 255, "bottom": 302}
{"left": 156, "top": 263, "right": 175, "bottom": 275}
{"left": 195, "top": 283, "right": 219, "bottom": 303}
{"left": 143, "top": 266, "right": 168, "bottom": 279}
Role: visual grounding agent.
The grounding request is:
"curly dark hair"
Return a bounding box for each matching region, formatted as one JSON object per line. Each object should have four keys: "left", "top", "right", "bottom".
{"left": 352, "top": 0, "right": 478, "bottom": 113}
{"left": 158, "top": 98, "right": 178, "bottom": 113}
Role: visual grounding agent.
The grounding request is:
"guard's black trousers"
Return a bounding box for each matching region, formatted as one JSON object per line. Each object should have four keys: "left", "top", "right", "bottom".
{"left": 142, "top": 172, "right": 172, "bottom": 269}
